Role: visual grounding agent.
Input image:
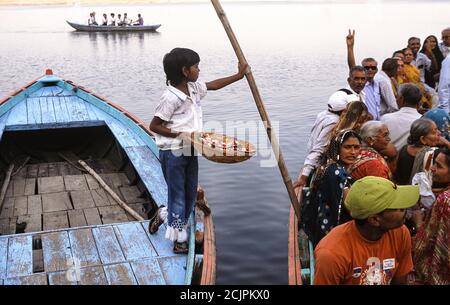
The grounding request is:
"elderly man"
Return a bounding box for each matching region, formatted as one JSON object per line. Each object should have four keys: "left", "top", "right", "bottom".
{"left": 381, "top": 83, "right": 422, "bottom": 151}
{"left": 314, "top": 176, "right": 419, "bottom": 285}
{"left": 439, "top": 27, "right": 450, "bottom": 59}
{"left": 294, "top": 66, "right": 365, "bottom": 188}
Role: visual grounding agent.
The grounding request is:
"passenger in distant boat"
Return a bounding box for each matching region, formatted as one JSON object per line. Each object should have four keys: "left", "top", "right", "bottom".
{"left": 148, "top": 48, "right": 248, "bottom": 254}
{"left": 346, "top": 29, "right": 381, "bottom": 120}
{"left": 101, "top": 13, "right": 108, "bottom": 26}
{"left": 132, "top": 14, "right": 144, "bottom": 26}
{"left": 439, "top": 27, "right": 450, "bottom": 59}
{"left": 420, "top": 35, "right": 445, "bottom": 89}
{"left": 348, "top": 120, "right": 393, "bottom": 181}
{"left": 410, "top": 148, "right": 450, "bottom": 285}
{"left": 314, "top": 176, "right": 418, "bottom": 285}
{"left": 123, "top": 13, "right": 131, "bottom": 26}
{"left": 300, "top": 130, "right": 361, "bottom": 248}
{"left": 117, "top": 14, "right": 123, "bottom": 26}
{"left": 88, "top": 12, "right": 98, "bottom": 26}
{"left": 400, "top": 48, "right": 434, "bottom": 112}
{"left": 109, "top": 13, "right": 116, "bottom": 26}
{"left": 381, "top": 83, "right": 422, "bottom": 151}
{"left": 294, "top": 66, "right": 366, "bottom": 189}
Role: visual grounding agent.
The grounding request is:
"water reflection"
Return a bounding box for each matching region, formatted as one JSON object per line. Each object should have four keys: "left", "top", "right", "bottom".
{"left": 68, "top": 30, "right": 160, "bottom": 51}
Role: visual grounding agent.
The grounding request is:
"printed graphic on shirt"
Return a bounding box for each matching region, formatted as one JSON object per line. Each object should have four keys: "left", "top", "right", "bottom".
{"left": 359, "top": 257, "right": 395, "bottom": 285}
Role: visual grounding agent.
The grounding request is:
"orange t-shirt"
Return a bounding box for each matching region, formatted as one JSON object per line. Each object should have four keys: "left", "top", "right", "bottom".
{"left": 314, "top": 221, "right": 413, "bottom": 285}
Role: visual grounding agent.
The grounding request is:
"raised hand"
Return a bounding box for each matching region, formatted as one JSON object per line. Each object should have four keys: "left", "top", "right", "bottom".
{"left": 346, "top": 29, "right": 355, "bottom": 48}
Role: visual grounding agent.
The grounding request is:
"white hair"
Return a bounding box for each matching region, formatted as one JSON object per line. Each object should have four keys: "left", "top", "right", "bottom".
{"left": 360, "top": 120, "right": 386, "bottom": 143}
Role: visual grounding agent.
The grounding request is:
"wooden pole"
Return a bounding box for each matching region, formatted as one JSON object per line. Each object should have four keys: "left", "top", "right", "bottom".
{"left": 0, "top": 164, "right": 14, "bottom": 214}
{"left": 210, "top": 0, "right": 301, "bottom": 219}
{"left": 77, "top": 160, "right": 144, "bottom": 221}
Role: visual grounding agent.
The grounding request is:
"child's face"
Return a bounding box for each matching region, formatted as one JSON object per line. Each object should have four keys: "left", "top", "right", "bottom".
{"left": 185, "top": 63, "right": 200, "bottom": 82}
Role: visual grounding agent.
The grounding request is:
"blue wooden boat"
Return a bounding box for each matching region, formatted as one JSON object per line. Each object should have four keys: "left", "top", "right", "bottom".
{"left": 66, "top": 21, "right": 161, "bottom": 32}
{"left": 0, "top": 70, "right": 216, "bottom": 285}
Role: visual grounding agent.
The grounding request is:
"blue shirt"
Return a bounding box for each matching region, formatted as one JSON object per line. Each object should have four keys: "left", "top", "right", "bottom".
{"left": 363, "top": 80, "right": 381, "bottom": 120}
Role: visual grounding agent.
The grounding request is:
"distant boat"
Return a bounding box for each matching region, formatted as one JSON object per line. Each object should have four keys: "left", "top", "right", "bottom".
{"left": 66, "top": 21, "right": 161, "bottom": 32}
{"left": 0, "top": 69, "right": 215, "bottom": 285}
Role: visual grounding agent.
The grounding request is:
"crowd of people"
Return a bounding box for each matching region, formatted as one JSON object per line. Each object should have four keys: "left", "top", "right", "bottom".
{"left": 295, "top": 27, "right": 450, "bottom": 285}
{"left": 87, "top": 11, "right": 144, "bottom": 26}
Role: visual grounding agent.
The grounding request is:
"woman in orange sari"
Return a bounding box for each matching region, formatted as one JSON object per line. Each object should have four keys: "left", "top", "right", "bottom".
{"left": 400, "top": 48, "right": 432, "bottom": 113}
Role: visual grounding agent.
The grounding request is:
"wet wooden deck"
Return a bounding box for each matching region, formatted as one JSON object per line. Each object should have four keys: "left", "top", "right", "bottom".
{"left": 0, "top": 220, "right": 187, "bottom": 285}
{"left": 0, "top": 160, "right": 148, "bottom": 236}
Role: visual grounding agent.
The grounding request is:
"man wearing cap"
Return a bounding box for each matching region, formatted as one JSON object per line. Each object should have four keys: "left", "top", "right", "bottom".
{"left": 294, "top": 66, "right": 366, "bottom": 188}
{"left": 314, "top": 176, "right": 418, "bottom": 285}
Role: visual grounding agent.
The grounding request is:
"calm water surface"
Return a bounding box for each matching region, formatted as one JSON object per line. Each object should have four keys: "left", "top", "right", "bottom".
{"left": 0, "top": 0, "right": 449, "bottom": 284}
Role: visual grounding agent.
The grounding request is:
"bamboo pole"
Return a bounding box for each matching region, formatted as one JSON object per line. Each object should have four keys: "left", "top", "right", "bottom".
{"left": 210, "top": 0, "right": 301, "bottom": 219}
{"left": 77, "top": 160, "right": 144, "bottom": 221}
{"left": 0, "top": 164, "right": 14, "bottom": 214}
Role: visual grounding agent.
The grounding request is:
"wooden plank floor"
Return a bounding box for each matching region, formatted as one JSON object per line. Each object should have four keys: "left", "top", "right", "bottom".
{"left": 0, "top": 221, "right": 187, "bottom": 285}
{"left": 0, "top": 161, "right": 150, "bottom": 236}
{"left": 3, "top": 86, "right": 145, "bottom": 150}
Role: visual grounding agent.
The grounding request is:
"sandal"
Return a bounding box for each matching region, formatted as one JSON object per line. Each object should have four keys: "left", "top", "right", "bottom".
{"left": 173, "top": 241, "right": 188, "bottom": 254}
{"left": 148, "top": 206, "right": 165, "bottom": 234}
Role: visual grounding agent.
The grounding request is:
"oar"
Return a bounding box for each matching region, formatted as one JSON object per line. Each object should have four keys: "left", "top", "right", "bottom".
{"left": 210, "top": 0, "right": 301, "bottom": 219}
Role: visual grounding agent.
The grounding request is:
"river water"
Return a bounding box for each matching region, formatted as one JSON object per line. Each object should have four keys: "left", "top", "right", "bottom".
{"left": 0, "top": 0, "right": 448, "bottom": 284}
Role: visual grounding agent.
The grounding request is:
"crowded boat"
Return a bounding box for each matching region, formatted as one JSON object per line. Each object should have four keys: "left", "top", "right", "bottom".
{"left": 294, "top": 27, "right": 450, "bottom": 285}
{"left": 88, "top": 11, "right": 144, "bottom": 26}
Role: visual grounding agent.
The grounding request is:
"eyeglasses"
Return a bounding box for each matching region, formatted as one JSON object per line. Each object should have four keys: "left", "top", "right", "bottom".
{"left": 364, "top": 66, "right": 378, "bottom": 71}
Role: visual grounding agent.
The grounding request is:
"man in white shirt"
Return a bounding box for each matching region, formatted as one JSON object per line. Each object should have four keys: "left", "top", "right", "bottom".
{"left": 123, "top": 13, "right": 131, "bottom": 26}
{"left": 438, "top": 55, "right": 450, "bottom": 112}
{"left": 109, "top": 13, "right": 116, "bottom": 26}
{"left": 439, "top": 28, "right": 450, "bottom": 59}
{"left": 381, "top": 83, "right": 422, "bottom": 151}
{"left": 374, "top": 58, "right": 399, "bottom": 116}
{"left": 294, "top": 66, "right": 365, "bottom": 188}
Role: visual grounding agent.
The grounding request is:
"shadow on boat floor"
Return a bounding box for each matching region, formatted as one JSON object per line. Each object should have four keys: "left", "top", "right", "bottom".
{"left": 0, "top": 158, "right": 150, "bottom": 235}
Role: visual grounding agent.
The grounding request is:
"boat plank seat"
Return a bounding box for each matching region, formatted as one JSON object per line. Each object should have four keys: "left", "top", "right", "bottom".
{"left": 0, "top": 221, "right": 188, "bottom": 285}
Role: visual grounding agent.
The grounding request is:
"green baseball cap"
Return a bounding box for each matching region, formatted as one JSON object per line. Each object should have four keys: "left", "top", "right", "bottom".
{"left": 344, "top": 176, "right": 419, "bottom": 220}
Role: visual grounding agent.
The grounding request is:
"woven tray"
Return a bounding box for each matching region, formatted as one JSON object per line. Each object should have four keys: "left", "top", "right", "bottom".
{"left": 189, "top": 132, "right": 256, "bottom": 164}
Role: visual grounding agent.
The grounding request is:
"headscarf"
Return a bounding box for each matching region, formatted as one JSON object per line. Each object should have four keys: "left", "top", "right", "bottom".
{"left": 423, "top": 108, "right": 450, "bottom": 141}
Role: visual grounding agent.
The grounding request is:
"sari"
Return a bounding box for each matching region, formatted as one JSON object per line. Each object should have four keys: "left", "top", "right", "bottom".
{"left": 412, "top": 191, "right": 450, "bottom": 285}
{"left": 300, "top": 162, "right": 352, "bottom": 247}
{"left": 348, "top": 147, "right": 392, "bottom": 181}
{"left": 399, "top": 64, "right": 432, "bottom": 110}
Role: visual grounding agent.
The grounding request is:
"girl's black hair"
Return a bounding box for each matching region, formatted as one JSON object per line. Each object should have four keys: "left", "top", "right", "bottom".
{"left": 163, "top": 48, "right": 200, "bottom": 86}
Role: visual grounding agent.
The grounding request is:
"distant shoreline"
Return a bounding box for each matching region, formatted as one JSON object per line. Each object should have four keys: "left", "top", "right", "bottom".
{"left": 0, "top": 0, "right": 169, "bottom": 5}
{"left": 0, "top": 0, "right": 213, "bottom": 6}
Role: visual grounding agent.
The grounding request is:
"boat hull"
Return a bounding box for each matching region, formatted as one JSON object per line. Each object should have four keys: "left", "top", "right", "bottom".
{"left": 0, "top": 70, "right": 215, "bottom": 285}
{"left": 66, "top": 21, "right": 161, "bottom": 32}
